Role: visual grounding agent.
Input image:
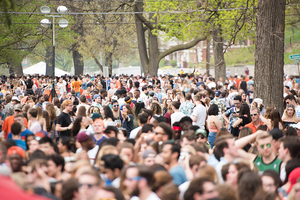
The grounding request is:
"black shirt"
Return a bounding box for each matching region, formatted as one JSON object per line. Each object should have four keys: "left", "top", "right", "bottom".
{"left": 57, "top": 112, "right": 72, "bottom": 137}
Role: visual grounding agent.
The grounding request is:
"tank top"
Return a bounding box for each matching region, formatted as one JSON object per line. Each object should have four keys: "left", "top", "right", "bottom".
{"left": 254, "top": 155, "right": 282, "bottom": 174}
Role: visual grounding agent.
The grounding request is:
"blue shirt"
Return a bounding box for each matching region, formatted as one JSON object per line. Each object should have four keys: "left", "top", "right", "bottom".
{"left": 169, "top": 165, "right": 187, "bottom": 186}
{"left": 93, "top": 135, "right": 107, "bottom": 146}
{"left": 14, "top": 140, "right": 27, "bottom": 150}
{"left": 7, "top": 129, "right": 34, "bottom": 141}
{"left": 154, "top": 92, "right": 162, "bottom": 103}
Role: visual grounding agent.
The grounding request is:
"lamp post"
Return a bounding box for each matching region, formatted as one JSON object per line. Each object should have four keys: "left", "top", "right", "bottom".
{"left": 40, "top": 6, "right": 68, "bottom": 100}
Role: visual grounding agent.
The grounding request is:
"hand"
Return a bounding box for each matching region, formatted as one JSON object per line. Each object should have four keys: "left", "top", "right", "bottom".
{"left": 68, "top": 123, "right": 73, "bottom": 130}
{"left": 35, "top": 163, "right": 48, "bottom": 179}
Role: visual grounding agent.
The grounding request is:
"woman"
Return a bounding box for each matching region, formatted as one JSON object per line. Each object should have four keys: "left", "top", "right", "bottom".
{"left": 164, "top": 104, "right": 174, "bottom": 126}
{"left": 206, "top": 104, "right": 222, "bottom": 148}
{"left": 121, "top": 104, "right": 134, "bottom": 134}
{"left": 260, "top": 109, "right": 284, "bottom": 130}
{"left": 25, "top": 78, "right": 34, "bottom": 95}
{"left": 162, "top": 99, "right": 172, "bottom": 115}
{"left": 57, "top": 137, "right": 76, "bottom": 162}
{"left": 182, "top": 79, "right": 190, "bottom": 94}
{"left": 25, "top": 138, "right": 39, "bottom": 160}
{"left": 162, "top": 90, "right": 175, "bottom": 101}
{"left": 100, "top": 106, "right": 115, "bottom": 128}
{"left": 35, "top": 106, "right": 47, "bottom": 132}
{"left": 232, "top": 103, "right": 252, "bottom": 137}
{"left": 132, "top": 100, "right": 145, "bottom": 128}
{"left": 238, "top": 171, "right": 262, "bottom": 200}
{"left": 150, "top": 101, "right": 162, "bottom": 115}
{"left": 46, "top": 103, "right": 58, "bottom": 139}
{"left": 42, "top": 110, "right": 51, "bottom": 133}
{"left": 72, "top": 116, "right": 89, "bottom": 137}
{"left": 261, "top": 170, "right": 282, "bottom": 195}
{"left": 282, "top": 105, "right": 300, "bottom": 128}
{"left": 57, "top": 78, "right": 66, "bottom": 97}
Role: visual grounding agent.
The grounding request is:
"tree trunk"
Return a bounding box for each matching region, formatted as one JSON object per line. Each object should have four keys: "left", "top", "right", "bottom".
{"left": 212, "top": 25, "right": 226, "bottom": 82}
{"left": 72, "top": 47, "right": 84, "bottom": 75}
{"left": 206, "top": 39, "right": 210, "bottom": 76}
{"left": 148, "top": 29, "right": 159, "bottom": 76}
{"left": 254, "top": 0, "right": 285, "bottom": 114}
{"left": 105, "top": 52, "right": 113, "bottom": 76}
{"left": 14, "top": 62, "right": 23, "bottom": 76}
{"left": 92, "top": 55, "right": 103, "bottom": 73}
{"left": 45, "top": 46, "right": 53, "bottom": 76}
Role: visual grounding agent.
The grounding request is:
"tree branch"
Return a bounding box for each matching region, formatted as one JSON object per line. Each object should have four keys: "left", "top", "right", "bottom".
{"left": 158, "top": 37, "right": 206, "bottom": 61}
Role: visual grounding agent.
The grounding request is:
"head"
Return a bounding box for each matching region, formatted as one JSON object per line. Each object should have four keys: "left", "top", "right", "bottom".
{"left": 112, "top": 100, "right": 119, "bottom": 112}
{"left": 93, "top": 119, "right": 105, "bottom": 134}
{"left": 181, "top": 130, "right": 197, "bottom": 146}
{"left": 256, "top": 131, "right": 274, "bottom": 158}
{"left": 214, "top": 135, "right": 238, "bottom": 161}
{"left": 184, "top": 177, "right": 218, "bottom": 200}
{"left": 39, "top": 137, "right": 55, "bottom": 156}
{"left": 233, "top": 95, "right": 242, "bottom": 109}
{"left": 161, "top": 142, "right": 180, "bottom": 165}
{"left": 78, "top": 170, "right": 103, "bottom": 200}
{"left": 250, "top": 107, "right": 260, "bottom": 122}
{"left": 261, "top": 170, "right": 281, "bottom": 194}
{"left": 47, "top": 154, "right": 65, "bottom": 178}
{"left": 154, "top": 122, "right": 174, "bottom": 142}
{"left": 77, "top": 129, "right": 95, "bottom": 150}
{"left": 8, "top": 146, "right": 24, "bottom": 172}
{"left": 101, "top": 154, "right": 124, "bottom": 181}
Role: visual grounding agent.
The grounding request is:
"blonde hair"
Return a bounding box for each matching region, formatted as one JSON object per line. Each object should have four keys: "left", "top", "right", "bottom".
{"left": 181, "top": 145, "right": 197, "bottom": 155}
{"left": 283, "top": 105, "right": 298, "bottom": 123}
{"left": 71, "top": 159, "right": 91, "bottom": 177}
{"left": 61, "top": 99, "right": 72, "bottom": 110}
{"left": 95, "top": 145, "right": 118, "bottom": 166}
{"left": 197, "top": 164, "right": 219, "bottom": 184}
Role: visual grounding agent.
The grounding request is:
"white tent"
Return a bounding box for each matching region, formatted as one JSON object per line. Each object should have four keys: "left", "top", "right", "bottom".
{"left": 23, "top": 61, "right": 70, "bottom": 76}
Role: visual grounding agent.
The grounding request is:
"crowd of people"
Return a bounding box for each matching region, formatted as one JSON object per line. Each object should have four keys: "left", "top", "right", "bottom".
{"left": 1, "top": 72, "right": 300, "bottom": 200}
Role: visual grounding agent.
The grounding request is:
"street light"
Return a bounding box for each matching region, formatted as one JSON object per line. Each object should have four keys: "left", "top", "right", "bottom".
{"left": 40, "top": 6, "right": 68, "bottom": 101}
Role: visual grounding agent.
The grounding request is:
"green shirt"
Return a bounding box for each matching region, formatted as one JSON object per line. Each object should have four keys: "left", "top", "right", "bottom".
{"left": 254, "top": 155, "right": 282, "bottom": 174}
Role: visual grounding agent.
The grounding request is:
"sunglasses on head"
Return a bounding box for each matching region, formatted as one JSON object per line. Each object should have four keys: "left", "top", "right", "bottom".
{"left": 250, "top": 113, "right": 258, "bottom": 117}
{"left": 260, "top": 143, "right": 271, "bottom": 149}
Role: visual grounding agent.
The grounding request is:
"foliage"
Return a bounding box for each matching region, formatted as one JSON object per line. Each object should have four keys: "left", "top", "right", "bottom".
{"left": 159, "top": 59, "right": 166, "bottom": 68}
{"left": 170, "top": 60, "right": 177, "bottom": 67}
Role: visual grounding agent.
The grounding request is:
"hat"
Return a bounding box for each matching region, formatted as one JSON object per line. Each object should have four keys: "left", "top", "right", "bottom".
{"left": 14, "top": 104, "right": 22, "bottom": 111}
{"left": 179, "top": 116, "right": 193, "bottom": 124}
{"left": 253, "top": 98, "right": 263, "bottom": 105}
{"left": 215, "top": 90, "right": 221, "bottom": 97}
{"left": 125, "top": 96, "right": 132, "bottom": 103}
{"left": 93, "top": 94, "right": 100, "bottom": 100}
{"left": 111, "top": 95, "right": 118, "bottom": 100}
{"left": 195, "top": 129, "right": 207, "bottom": 137}
{"left": 142, "top": 150, "right": 157, "bottom": 159}
{"left": 137, "top": 98, "right": 144, "bottom": 103}
{"left": 269, "top": 128, "right": 284, "bottom": 140}
{"left": 152, "top": 114, "right": 166, "bottom": 123}
{"left": 93, "top": 118, "right": 105, "bottom": 127}
{"left": 288, "top": 167, "right": 300, "bottom": 193}
{"left": 173, "top": 126, "right": 182, "bottom": 131}
{"left": 90, "top": 113, "right": 102, "bottom": 121}
{"left": 12, "top": 96, "right": 20, "bottom": 102}
{"left": 35, "top": 131, "right": 48, "bottom": 141}
{"left": 77, "top": 129, "right": 92, "bottom": 143}
{"left": 7, "top": 146, "right": 24, "bottom": 159}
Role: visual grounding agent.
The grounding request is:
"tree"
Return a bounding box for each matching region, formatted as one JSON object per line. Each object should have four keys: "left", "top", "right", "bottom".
{"left": 254, "top": 0, "right": 285, "bottom": 114}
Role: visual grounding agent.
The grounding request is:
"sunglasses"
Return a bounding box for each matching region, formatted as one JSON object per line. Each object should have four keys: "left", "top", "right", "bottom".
{"left": 199, "top": 135, "right": 205, "bottom": 139}
{"left": 250, "top": 113, "right": 258, "bottom": 117}
{"left": 113, "top": 105, "right": 119, "bottom": 107}
{"left": 78, "top": 183, "right": 97, "bottom": 188}
{"left": 260, "top": 143, "right": 271, "bottom": 149}
{"left": 287, "top": 105, "right": 294, "bottom": 108}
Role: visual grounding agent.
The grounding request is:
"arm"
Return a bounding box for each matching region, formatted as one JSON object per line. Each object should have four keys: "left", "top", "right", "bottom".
{"left": 235, "top": 131, "right": 258, "bottom": 149}
{"left": 237, "top": 149, "right": 256, "bottom": 161}
{"left": 222, "top": 112, "right": 230, "bottom": 124}
{"left": 259, "top": 115, "right": 271, "bottom": 129}
{"left": 232, "top": 118, "right": 243, "bottom": 128}
{"left": 55, "top": 123, "right": 73, "bottom": 132}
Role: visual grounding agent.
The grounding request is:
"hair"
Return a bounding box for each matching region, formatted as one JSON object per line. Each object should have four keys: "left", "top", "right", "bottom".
{"left": 285, "top": 159, "right": 300, "bottom": 184}
{"left": 264, "top": 106, "right": 275, "bottom": 119}
{"left": 171, "top": 101, "right": 181, "bottom": 110}
{"left": 256, "top": 131, "right": 272, "bottom": 143}
{"left": 161, "top": 183, "right": 180, "bottom": 200}
{"left": 104, "top": 126, "right": 119, "bottom": 137}
{"left": 48, "top": 154, "right": 65, "bottom": 172}
{"left": 238, "top": 171, "right": 262, "bottom": 200}
{"left": 143, "top": 109, "right": 153, "bottom": 118}
{"left": 80, "top": 170, "right": 103, "bottom": 186}
{"left": 216, "top": 128, "right": 230, "bottom": 139}
{"left": 61, "top": 178, "right": 78, "bottom": 200}
{"left": 123, "top": 104, "right": 133, "bottom": 118}
{"left": 252, "top": 190, "right": 279, "bottom": 200}
{"left": 283, "top": 105, "right": 298, "bottom": 123}
{"left": 261, "top": 170, "right": 282, "bottom": 189}
{"left": 162, "top": 141, "right": 181, "bottom": 160}
{"left": 101, "top": 154, "right": 124, "bottom": 171}
{"left": 102, "top": 187, "right": 125, "bottom": 200}
{"left": 197, "top": 164, "right": 219, "bottom": 184}
{"left": 101, "top": 106, "right": 114, "bottom": 120}
{"left": 77, "top": 106, "right": 87, "bottom": 117}
{"left": 60, "top": 137, "right": 76, "bottom": 153}
{"left": 257, "top": 125, "right": 268, "bottom": 131}
{"left": 46, "top": 103, "right": 57, "bottom": 121}
{"left": 280, "top": 136, "right": 300, "bottom": 159}
{"left": 185, "top": 93, "right": 192, "bottom": 101}
{"left": 239, "top": 103, "right": 251, "bottom": 122}
{"left": 239, "top": 127, "right": 253, "bottom": 138}
{"left": 72, "top": 116, "right": 83, "bottom": 137}
{"left": 157, "top": 122, "right": 174, "bottom": 140}
{"left": 11, "top": 122, "right": 21, "bottom": 136}
{"left": 28, "top": 108, "right": 38, "bottom": 118}
{"left": 270, "top": 109, "right": 283, "bottom": 129}
{"left": 182, "top": 130, "right": 197, "bottom": 141}
{"left": 61, "top": 100, "right": 72, "bottom": 110}
{"left": 134, "top": 102, "right": 145, "bottom": 117}
{"left": 284, "top": 127, "right": 298, "bottom": 137}
{"left": 150, "top": 102, "right": 162, "bottom": 115}
{"left": 208, "top": 104, "right": 219, "bottom": 116}
{"left": 152, "top": 170, "right": 173, "bottom": 192}
{"left": 42, "top": 110, "right": 51, "bottom": 132}
{"left": 95, "top": 145, "right": 118, "bottom": 167}
{"left": 189, "top": 155, "right": 207, "bottom": 168}
{"left": 190, "top": 142, "right": 209, "bottom": 154}
{"left": 141, "top": 123, "right": 154, "bottom": 133}
{"left": 215, "top": 184, "right": 237, "bottom": 200}
{"left": 79, "top": 95, "right": 87, "bottom": 103}
{"left": 184, "top": 177, "right": 213, "bottom": 200}
{"left": 138, "top": 112, "right": 148, "bottom": 124}
{"left": 214, "top": 135, "right": 234, "bottom": 161}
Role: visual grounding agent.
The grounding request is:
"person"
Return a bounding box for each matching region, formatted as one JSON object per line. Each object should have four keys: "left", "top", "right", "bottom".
{"left": 92, "top": 119, "right": 106, "bottom": 145}
{"left": 56, "top": 100, "right": 73, "bottom": 137}
{"left": 222, "top": 95, "right": 241, "bottom": 133}
{"left": 10, "top": 122, "right": 27, "bottom": 150}
{"left": 7, "top": 146, "right": 24, "bottom": 173}
{"left": 6, "top": 114, "right": 33, "bottom": 140}
{"left": 47, "top": 154, "right": 65, "bottom": 181}
{"left": 57, "top": 137, "right": 75, "bottom": 162}
{"left": 78, "top": 170, "right": 103, "bottom": 200}
{"left": 284, "top": 94, "right": 300, "bottom": 118}
{"left": 100, "top": 106, "right": 115, "bottom": 128}
{"left": 282, "top": 105, "right": 300, "bottom": 128}
{"left": 101, "top": 154, "right": 124, "bottom": 188}
{"left": 91, "top": 94, "right": 102, "bottom": 109}
{"left": 183, "top": 177, "right": 219, "bottom": 200}
{"left": 123, "top": 165, "right": 160, "bottom": 200}
{"left": 76, "top": 129, "right": 99, "bottom": 165}
{"left": 39, "top": 136, "right": 55, "bottom": 156}
{"left": 245, "top": 107, "right": 265, "bottom": 133}
{"left": 170, "top": 101, "right": 185, "bottom": 126}
{"left": 260, "top": 109, "right": 284, "bottom": 130}
{"left": 121, "top": 104, "right": 134, "bottom": 134}
{"left": 191, "top": 94, "right": 206, "bottom": 129}
{"left": 231, "top": 103, "right": 251, "bottom": 137}
{"left": 129, "top": 112, "right": 148, "bottom": 139}
{"left": 153, "top": 122, "right": 174, "bottom": 143}
{"left": 77, "top": 95, "right": 90, "bottom": 115}
{"left": 72, "top": 76, "right": 82, "bottom": 97}
{"left": 161, "top": 141, "right": 187, "bottom": 185}
{"left": 111, "top": 100, "right": 121, "bottom": 127}
{"left": 206, "top": 104, "right": 222, "bottom": 148}
{"left": 209, "top": 90, "right": 226, "bottom": 124}
{"left": 28, "top": 108, "right": 42, "bottom": 134}
{"left": 35, "top": 96, "right": 44, "bottom": 108}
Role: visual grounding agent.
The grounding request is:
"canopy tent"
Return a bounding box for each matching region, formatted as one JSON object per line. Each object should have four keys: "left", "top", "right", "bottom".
{"left": 23, "top": 61, "right": 70, "bottom": 76}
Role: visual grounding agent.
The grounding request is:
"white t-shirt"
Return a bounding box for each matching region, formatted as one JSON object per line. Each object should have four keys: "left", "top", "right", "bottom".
{"left": 129, "top": 127, "right": 142, "bottom": 139}
{"left": 191, "top": 104, "right": 206, "bottom": 129}
{"left": 76, "top": 145, "right": 99, "bottom": 165}
{"left": 171, "top": 112, "right": 186, "bottom": 126}
{"left": 207, "top": 82, "right": 216, "bottom": 89}
{"left": 30, "top": 120, "right": 42, "bottom": 134}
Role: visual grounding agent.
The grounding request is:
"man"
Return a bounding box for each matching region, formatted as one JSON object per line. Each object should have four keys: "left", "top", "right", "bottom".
{"left": 171, "top": 101, "right": 185, "bottom": 127}
{"left": 191, "top": 94, "right": 206, "bottom": 129}
{"left": 133, "top": 89, "right": 141, "bottom": 102}
{"left": 47, "top": 154, "right": 65, "bottom": 181}
{"left": 235, "top": 131, "right": 282, "bottom": 174}
{"left": 111, "top": 100, "right": 121, "bottom": 125}
{"left": 206, "top": 77, "right": 216, "bottom": 89}
{"left": 101, "top": 154, "right": 124, "bottom": 188}
{"left": 100, "top": 89, "right": 108, "bottom": 106}
{"left": 142, "top": 150, "right": 157, "bottom": 167}
{"left": 269, "top": 128, "right": 284, "bottom": 155}
{"left": 2, "top": 104, "right": 28, "bottom": 138}
{"left": 4, "top": 95, "right": 14, "bottom": 117}
{"left": 77, "top": 95, "right": 90, "bottom": 114}
{"left": 130, "top": 112, "right": 148, "bottom": 139}
{"left": 195, "top": 129, "right": 209, "bottom": 147}
{"left": 179, "top": 116, "right": 193, "bottom": 133}
{"left": 140, "top": 86, "right": 148, "bottom": 102}
{"left": 284, "top": 95, "right": 300, "bottom": 118}
{"left": 91, "top": 94, "right": 102, "bottom": 109}
{"left": 245, "top": 107, "right": 265, "bottom": 133}
{"left": 153, "top": 85, "right": 162, "bottom": 103}
{"left": 7, "top": 146, "right": 24, "bottom": 173}
{"left": 213, "top": 135, "right": 238, "bottom": 183}
{"left": 247, "top": 84, "right": 254, "bottom": 104}
{"left": 222, "top": 95, "right": 241, "bottom": 136}
{"left": 39, "top": 137, "right": 55, "bottom": 156}
{"left": 278, "top": 136, "right": 300, "bottom": 181}
{"left": 210, "top": 90, "right": 226, "bottom": 124}
{"left": 93, "top": 119, "right": 106, "bottom": 145}
{"left": 181, "top": 130, "right": 197, "bottom": 146}
{"left": 119, "top": 142, "right": 134, "bottom": 163}
{"left": 42, "top": 94, "right": 50, "bottom": 110}
{"left": 76, "top": 129, "right": 99, "bottom": 165}
{"left": 104, "top": 126, "right": 119, "bottom": 138}
{"left": 10, "top": 122, "right": 27, "bottom": 150}
{"left": 123, "top": 165, "right": 160, "bottom": 200}
{"left": 161, "top": 141, "right": 187, "bottom": 185}
{"left": 108, "top": 82, "right": 117, "bottom": 97}
{"left": 72, "top": 76, "right": 82, "bottom": 97}
{"left": 28, "top": 108, "right": 41, "bottom": 134}
{"left": 179, "top": 93, "right": 194, "bottom": 117}
{"left": 227, "top": 85, "right": 238, "bottom": 105}
{"left": 56, "top": 100, "right": 73, "bottom": 137}
{"left": 6, "top": 114, "right": 32, "bottom": 141}
{"left": 78, "top": 170, "right": 102, "bottom": 200}
{"left": 153, "top": 122, "right": 174, "bottom": 143}
{"left": 184, "top": 177, "right": 219, "bottom": 200}
{"left": 35, "top": 95, "right": 44, "bottom": 108}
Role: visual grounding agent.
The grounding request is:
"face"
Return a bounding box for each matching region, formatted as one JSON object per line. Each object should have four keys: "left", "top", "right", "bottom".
{"left": 286, "top": 99, "right": 295, "bottom": 106}
{"left": 66, "top": 103, "right": 73, "bottom": 112}
{"left": 257, "top": 137, "right": 273, "bottom": 157}
{"left": 181, "top": 121, "right": 192, "bottom": 132}
{"left": 39, "top": 142, "right": 53, "bottom": 155}
{"left": 123, "top": 167, "right": 140, "bottom": 197}
{"left": 153, "top": 126, "right": 166, "bottom": 142}
{"left": 262, "top": 176, "right": 277, "bottom": 193}
{"left": 286, "top": 107, "right": 294, "bottom": 116}
{"left": 15, "top": 117, "right": 24, "bottom": 126}
{"left": 57, "top": 140, "right": 65, "bottom": 153}
{"left": 104, "top": 168, "right": 117, "bottom": 181}
{"left": 294, "top": 182, "right": 300, "bottom": 200}
{"left": 47, "top": 160, "right": 58, "bottom": 178}
{"left": 226, "top": 139, "right": 238, "bottom": 158}
{"left": 9, "top": 154, "right": 23, "bottom": 172}
{"left": 226, "top": 164, "right": 238, "bottom": 186}
{"left": 161, "top": 144, "right": 172, "bottom": 165}
{"left": 143, "top": 154, "right": 156, "bottom": 167}
{"left": 197, "top": 134, "right": 207, "bottom": 143}
{"left": 120, "top": 148, "right": 133, "bottom": 161}
{"left": 93, "top": 122, "right": 104, "bottom": 134}
{"left": 200, "top": 182, "right": 218, "bottom": 200}
{"left": 100, "top": 107, "right": 105, "bottom": 117}
{"left": 233, "top": 100, "right": 241, "bottom": 109}
{"left": 182, "top": 137, "right": 194, "bottom": 147}
{"left": 112, "top": 103, "right": 119, "bottom": 111}
{"left": 134, "top": 91, "right": 140, "bottom": 99}
{"left": 250, "top": 109, "right": 259, "bottom": 122}
{"left": 29, "top": 139, "right": 39, "bottom": 153}
{"left": 277, "top": 142, "right": 286, "bottom": 160}
{"left": 78, "top": 174, "right": 99, "bottom": 200}
{"left": 122, "top": 106, "right": 128, "bottom": 113}
{"left": 81, "top": 117, "right": 89, "bottom": 128}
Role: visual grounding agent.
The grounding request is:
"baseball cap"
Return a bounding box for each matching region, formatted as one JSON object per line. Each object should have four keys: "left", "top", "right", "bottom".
{"left": 142, "top": 150, "right": 157, "bottom": 159}
{"left": 93, "top": 94, "right": 100, "bottom": 100}
{"left": 137, "top": 98, "right": 144, "bottom": 103}
{"left": 215, "top": 90, "right": 221, "bottom": 97}
{"left": 111, "top": 95, "right": 118, "bottom": 100}
{"left": 93, "top": 118, "right": 105, "bottom": 127}
{"left": 269, "top": 128, "right": 284, "bottom": 140}
{"left": 14, "top": 104, "right": 22, "bottom": 111}
{"left": 35, "top": 131, "right": 48, "bottom": 141}
{"left": 195, "top": 129, "right": 207, "bottom": 137}
{"left": 77, "top": 129, "right": 93, "bottom": 143}
{"left": 149, "top": 91, "right": 155, "bottom": 96}
{"left": 90, "top": 113, "right": 102, "bottom": 121}
{"left": 12, "top": 96, "right": 20, "bottom": 102}
{"left": 253, "top": 98, "right": 263, "bottom": 105}
{"left": 7, "top": 146, "right": 25, "bottom": 159}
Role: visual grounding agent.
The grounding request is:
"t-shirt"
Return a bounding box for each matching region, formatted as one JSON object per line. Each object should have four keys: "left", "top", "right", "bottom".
{"left": 191, "top": 104, "right": 206, "bottom": 129}
{"left": 171, "top": 112, "right": 186, "bottom": 127}
{"left": 254, "top": 155, "right": 282, "bottom": 174}
{"left": 295, "top": 105, "right": 300, "bottom": 118}
{"left": 72, "top": 81, "right": 82, "bottom": 93}
{"left": 169, "top": 165, "right": 187, "bottom": 186}
{"left": 14, "top": 139, "right": 27, "bottom": 150}
{"left": 56, "top": 112, "right": 72, "bottom": 137}
{"left": 129, "top": 127, "right": 142, "bottom": 139}
{"left": 76, "top": 145, "right": 99, "bottom": 165}
{"left": 7, "top": 129, "right": 33, "bottom": 141}
{"left": 93, "top": 135, "right": 107, "bottom": 146}
{"left": 2, "top": 115, "right": 28, "bottom": 138}
{"left": 29, "top": 120, "right": 41, "bottom": 134}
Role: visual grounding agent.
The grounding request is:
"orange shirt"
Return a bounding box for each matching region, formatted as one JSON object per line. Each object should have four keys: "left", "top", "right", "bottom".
{"left": 245, "top": 121, "right": 265, "bottom": 133}
{"left": 116, "top": 80, "right": 121, "bottom": 90}
{"left": 2, "top": 115, "right": 28, "bottom": 138}
{"left": 72, "top": 81, "right": 82, "bottom": 93}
